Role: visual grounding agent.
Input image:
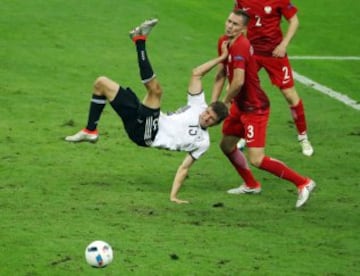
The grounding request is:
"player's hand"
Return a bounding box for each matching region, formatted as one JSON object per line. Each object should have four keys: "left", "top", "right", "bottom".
{"left": 170, "top": 197, "right": 190, "bottom": 204}
{"left": 223, "top": 100, "right": 231, "bottom": 110}
{"left": 220, "top": 41, "right": 229, "bottom": 59}
{"left": 272, "top": 42, "right": 287, "bottom": 58}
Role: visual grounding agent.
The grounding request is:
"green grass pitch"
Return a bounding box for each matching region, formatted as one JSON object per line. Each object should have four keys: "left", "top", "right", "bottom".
{"left": 0, "top": 0, "right": 359, "bottom": 275}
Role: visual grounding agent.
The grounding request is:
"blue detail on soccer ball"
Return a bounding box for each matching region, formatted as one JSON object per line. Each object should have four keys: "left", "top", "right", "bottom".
{"left": 96, "top": 254, "right": 103, "bottom": 266}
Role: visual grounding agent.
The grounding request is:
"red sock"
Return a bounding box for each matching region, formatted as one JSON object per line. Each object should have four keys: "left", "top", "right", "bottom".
{"left": 132, "top": 35, "right": 147, "bottom": 42}
{"left": 290, "top": 99, "right": 307, "bottom": 135}
{"left": 226, "top": 149, "right": 260, "bottom": 188}
{"left": 83, "top": 128, "right": 98, "bottom": 135}
{"left": 259, "top": 156, "right": 308, "bottom": 187}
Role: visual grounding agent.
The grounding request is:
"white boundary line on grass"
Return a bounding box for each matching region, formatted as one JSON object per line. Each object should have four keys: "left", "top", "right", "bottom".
{"left": 290, "top": 56, "right": 360, "bottom": 60}
{"left": 289, "top": 56, "right": 360, "bottom": 111}
{"left": 293, "top": 71, "right": 360, "bottom": 111}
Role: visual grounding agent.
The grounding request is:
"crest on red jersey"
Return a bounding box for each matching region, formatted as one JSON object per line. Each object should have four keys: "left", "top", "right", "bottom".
{"left": 264, "top": 6, "right": 272, "bottom": 14}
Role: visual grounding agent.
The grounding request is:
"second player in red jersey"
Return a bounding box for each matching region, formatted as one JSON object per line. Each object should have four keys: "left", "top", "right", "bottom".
{"left": 235, "top": 0, "right": 297, "bottom": 56}
{"left": 234, "top": 0, "right": 314, "bottom": 156}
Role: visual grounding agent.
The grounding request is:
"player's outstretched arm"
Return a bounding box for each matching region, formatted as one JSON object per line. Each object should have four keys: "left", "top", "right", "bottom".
{"left": 223, "top": 68, "right": 244, "bottom": 107}
{"left": 211, "top": 64, "right": 227, "bottom": 102}
{"left": 188, "top": 41, "right": 229, "bottom": 95}
{"left": 273, "top": 14, "right": 299, "bottom": 58}
{"left": 170, "top": 154, "right": 196, "bottom": 204}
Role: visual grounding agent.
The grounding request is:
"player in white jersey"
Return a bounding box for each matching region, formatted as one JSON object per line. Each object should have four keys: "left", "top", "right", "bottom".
{"left": 65, "top": 19, "right": 228, "bottom": 203}
{"left": 152, "top": 92, "right": 210, "bottom": 159}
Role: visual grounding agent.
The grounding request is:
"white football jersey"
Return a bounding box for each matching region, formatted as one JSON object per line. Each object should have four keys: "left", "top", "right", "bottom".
{"left": 151, "top": 92, "right": 210, "bottom": 159}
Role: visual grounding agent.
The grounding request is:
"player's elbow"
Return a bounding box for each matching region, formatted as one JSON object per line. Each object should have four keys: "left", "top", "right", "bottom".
{"left": 191, "top": 69, "right": 201, "bottom": 80}
{"left": 289, "top": 15, "right": 299, "bottom": 27}
{"left": 232, "top": 80, "right": 244, "bottom": 91}
{"left": 215, "top": 70, "right": 226, "bottom": 81}
{"left": 179, "top": 161, "right": 191, "bottom": 172}
{"left": 177, "top": 165, "right": 189, "bottom": 180}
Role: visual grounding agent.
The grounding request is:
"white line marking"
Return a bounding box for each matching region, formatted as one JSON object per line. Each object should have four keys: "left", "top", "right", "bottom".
{"left": 290, "top": 56, "right": 360, "bottom": 60}
{"left": 293, "top": 71, "right": 360, "bottom": 111}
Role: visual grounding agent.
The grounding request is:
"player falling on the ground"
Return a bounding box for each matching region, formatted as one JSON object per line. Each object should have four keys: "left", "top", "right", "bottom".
{"left": 233, "top": 0, "right": 314, "bottom": 156}
{"left": 65, "top": 19, "right": 228, "bottom": 204}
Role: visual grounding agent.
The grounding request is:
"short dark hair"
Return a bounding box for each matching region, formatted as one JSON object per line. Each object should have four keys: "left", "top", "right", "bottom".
{"left": 233, "top": 9, "right": 250, "bottom": 26}
{"left": 209, "top": 101, "right": 228, "bottom": 124}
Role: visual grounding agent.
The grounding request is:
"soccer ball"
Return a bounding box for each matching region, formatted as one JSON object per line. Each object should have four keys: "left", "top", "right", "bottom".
{"left": 85, "top": 240, "right": 113, "bottom": 268}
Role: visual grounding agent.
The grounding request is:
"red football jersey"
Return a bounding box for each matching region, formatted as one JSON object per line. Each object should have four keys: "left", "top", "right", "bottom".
{"left": 234, "top": 0, "right": 298, "bottom": 56}
{"left": 218, "top": 35, "right": 269, "bottom": 113}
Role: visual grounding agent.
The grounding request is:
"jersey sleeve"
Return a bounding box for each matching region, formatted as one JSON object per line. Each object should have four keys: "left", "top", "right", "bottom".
{"left": 231, "top": 39, "right": 249, "bottom": 70}
{"left": 190, "top": 139, "right": 210, "bottom": 160}
{"left": 187, "top": 90, "right": 207, "bottom": 108}
{"left": 281, "top": 0, "right": 298, "bottom": 20}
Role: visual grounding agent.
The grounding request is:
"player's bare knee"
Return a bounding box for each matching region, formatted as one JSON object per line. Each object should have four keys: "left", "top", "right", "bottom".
{"left": 146, "top": 81, "right": 162, "bottom": 97}
{"left": 248, "top": 156, "right": 262, "bottom": 168}
{"left": 220, "top": 141, "right": 232, "bottom": 155}
{"left": 94, "top": 76, "right": 109, "bottom": 91}
{"left": 93, "top": 76, "right": 109, "bottom": 94}
{"left": 281, "top": 87, "right": 299, "bottom": 105}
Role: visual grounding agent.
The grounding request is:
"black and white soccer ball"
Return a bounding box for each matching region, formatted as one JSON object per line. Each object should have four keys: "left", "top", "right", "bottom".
{"left": 85, "top": 240, "right": 113, "bottom": 268}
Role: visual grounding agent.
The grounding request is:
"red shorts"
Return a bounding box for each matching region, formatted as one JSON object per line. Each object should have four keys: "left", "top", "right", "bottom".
{"left": 254, "top": 55, "right": 294, "bottom": 89}
{"left": 222, "top": 103, "right": 269, "bottom": 148}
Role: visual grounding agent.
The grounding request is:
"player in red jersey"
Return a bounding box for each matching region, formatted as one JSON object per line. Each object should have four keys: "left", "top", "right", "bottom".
{"left": 211, "top": 10, "right": 315, "bottom": 208}
{"left": 234, "top": 0, "right": 314, "bottom": 156}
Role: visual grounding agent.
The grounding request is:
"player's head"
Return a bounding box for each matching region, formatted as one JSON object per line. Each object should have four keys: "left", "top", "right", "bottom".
{"left": 199, "top": 101, "right": 228, "bottom": 128}
{"left": 225, "top": 9, "right": 249, "bottom": 39}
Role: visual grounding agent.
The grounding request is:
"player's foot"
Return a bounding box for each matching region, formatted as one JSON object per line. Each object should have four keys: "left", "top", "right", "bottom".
{"left": 299, "top": 139, "right": 314, "bottom": 156}
{"left": 129, "top": 26, "right": 141, "bottom": 40}
{"left": 139, "top": 18, "right": 158, "bottom": 36}
{"left": 65, "top": 129, "right": 99, "bottom": 143}
{"left": 227, "top": 184, "right": 261, "bottom": 194}
{"left": 296, "top": 179, "right": 316, "bottom": 208}
{"left": 129, "top": 18, "right": 158, "bottom": 40}
{"left": 237, "top": 138, "right": 246, "bottom": 151}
